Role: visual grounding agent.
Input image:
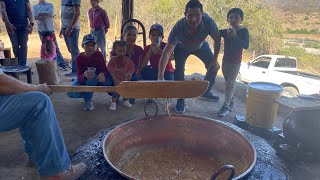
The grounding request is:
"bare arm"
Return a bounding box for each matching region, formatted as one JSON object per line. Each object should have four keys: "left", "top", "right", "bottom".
{"left": 157, "top": 43, "right": 175, "bottom": 80}
{"left": 0, "top": 2, "right": 9, "bottom": 24}
{"left": 26, "top": 3, "right": 34, "bottom": 24}
{"left": 207, "top": 33, "right": 221, "bottom": 72}
{"left": 70, "top": 5, "right": 80, "bottom": 28}
{"left": 0, "top": 74, "right": 51, "bottom": 95}
{"left": 26, "top": 3, "right": 34, "bottom": 34}
{"left": 139, "top": 48, "right": 152, "bottom": 72}
{"left": 65, "top": 5, "right": 80, "bottom": 36}
{"left": 108, "top": 72, "right": 121, "bottom": 85}
{"left": 212, "top": 33, "right": 221, "bottom": 62}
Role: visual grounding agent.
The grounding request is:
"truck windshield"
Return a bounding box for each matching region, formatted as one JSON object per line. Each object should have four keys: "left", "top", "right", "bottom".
{"left": 251, "top": 57, "right": 271, "bottom": 69}
{"left": 274, "top": 58, "right": 297, "bottom": 68}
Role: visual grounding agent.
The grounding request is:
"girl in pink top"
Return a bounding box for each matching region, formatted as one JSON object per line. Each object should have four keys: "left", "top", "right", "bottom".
{"left": 107, "top": 40, "right": 135, "bottom": 111}
{"left": 40, "top": 32, "right": 56, "bottom": 61}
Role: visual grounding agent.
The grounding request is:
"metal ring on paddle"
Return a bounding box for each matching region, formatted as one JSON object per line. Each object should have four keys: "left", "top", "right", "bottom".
{"left": 144, "top": 98, "right": 159, "bottom": 117}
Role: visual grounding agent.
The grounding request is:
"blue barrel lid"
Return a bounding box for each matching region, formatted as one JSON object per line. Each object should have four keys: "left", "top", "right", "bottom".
{"left": 248, "top": 82, "right": 283, "bottom": 93}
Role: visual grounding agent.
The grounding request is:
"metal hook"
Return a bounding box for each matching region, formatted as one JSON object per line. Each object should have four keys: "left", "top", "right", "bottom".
{"left": 144, "top": 98, "right": 159, "bottom": 117}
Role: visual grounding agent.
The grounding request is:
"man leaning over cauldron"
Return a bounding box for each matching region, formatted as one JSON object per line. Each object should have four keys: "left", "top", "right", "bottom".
{"left": 158, "top": 0, "right": 221, "bottom": 113}
{"left": 0, "top": 67, "right": 87, "bottom": 179}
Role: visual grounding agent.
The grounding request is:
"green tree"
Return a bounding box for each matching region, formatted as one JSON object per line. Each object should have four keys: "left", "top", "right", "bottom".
{"left": 205, "top": 0, "right": 284, "bottom": 55}
{"left": 30, "top": 0, "right": 284, "bottom": 55}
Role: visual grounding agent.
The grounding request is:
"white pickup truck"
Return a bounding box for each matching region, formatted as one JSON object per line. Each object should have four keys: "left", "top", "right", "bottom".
{"left": 238, "top": 55, "right": 320, "bottom": 97}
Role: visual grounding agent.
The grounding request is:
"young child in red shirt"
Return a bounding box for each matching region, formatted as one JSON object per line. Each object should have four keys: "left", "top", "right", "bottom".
{"left": 67, "top": 34, "right": 109, "bottom": 111}
{"left": 88, "top": 0, "right": 110, "bottom": 60}
{"left": 138, "top": 24, "right": 174, "bottom": 80}
{"left": 107, "top": 40, "right": 135, "bottom": 111}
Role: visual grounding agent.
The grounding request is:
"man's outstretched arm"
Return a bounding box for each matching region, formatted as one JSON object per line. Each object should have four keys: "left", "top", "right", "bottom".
{"left": 0, "top": 73, "right": 51, "bottom": 95}
{"left": 158, "top": 43, "right": 175, "bottom": 80}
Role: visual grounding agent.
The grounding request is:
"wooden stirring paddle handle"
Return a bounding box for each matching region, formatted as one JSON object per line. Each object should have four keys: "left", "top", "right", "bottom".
{"left": 48, "top": 85, "right": 117, "bottom": 93}
{"left": 48, "top": 80, "right": 209, "bottom": 98}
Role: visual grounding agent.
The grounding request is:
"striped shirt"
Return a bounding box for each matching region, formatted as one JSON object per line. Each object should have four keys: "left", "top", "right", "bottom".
{"left": 61, "top": 0, "right": 81, "bottom": 29}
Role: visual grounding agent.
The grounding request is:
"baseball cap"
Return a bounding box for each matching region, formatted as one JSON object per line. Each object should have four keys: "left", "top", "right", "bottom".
{"left": 82, "top": 34, "right": 97, "bottom": 45}
{"left": 149, "top": 24, "right": 164, "bottom": 36}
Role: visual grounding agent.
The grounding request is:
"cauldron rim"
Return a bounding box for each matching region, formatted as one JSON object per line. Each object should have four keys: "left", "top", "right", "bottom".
{"left": 103, "top": 114, "right": 257, "bottom": 180}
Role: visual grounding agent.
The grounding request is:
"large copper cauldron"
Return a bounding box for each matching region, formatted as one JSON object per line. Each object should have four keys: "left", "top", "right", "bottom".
{"left": 103, "top": 115, "right": 256, "bottom": 180}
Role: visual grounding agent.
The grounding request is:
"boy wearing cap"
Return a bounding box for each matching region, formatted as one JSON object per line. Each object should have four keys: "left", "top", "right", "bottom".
{"left": 67, "top": 34, "right": 109, "bottom": 111}
{"left": 138, "top": 24, "right": 174, "bottom": 80}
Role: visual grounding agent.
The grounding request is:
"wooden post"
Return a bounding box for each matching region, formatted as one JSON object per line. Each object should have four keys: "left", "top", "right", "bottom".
{"left": 35, "top": 60, "right": 60, "bottom": 85}
{"left": 122, "top": 0, "right": 133, "bottom": 25}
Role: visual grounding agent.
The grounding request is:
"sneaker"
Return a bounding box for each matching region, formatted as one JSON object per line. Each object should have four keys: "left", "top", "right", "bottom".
{"left": 83, "top": 99, "right": 94, "bottom": 111}
{"left": 67, "top": 61, "right": 73, "bottom": 69}
{"left": 109, "top": 102, "right": 117, "bottom": 111}
{"left": 201, "top": 91, "right": 220, "bottom": 102}
{"left": 229, "top": 100, "right": 234, "bottom": 111}
{"left": 129, "top": 98, "right": 136, "bottom": 104}
{"left": 40, "top": 162, "right": 87, "bottom": 180}
{"left": 123, "top": 100, "right": 132, "bottom": 107}
{"left": 65, "top": 72, "right": 77, "bottom": 77}
{"left": 59, "top": 64, "right": 68, "bottom": 71}
{"left": 175, "top": 99, "right": 185, "bottom": 113}
{"left": 217, "top": 106, "right": 230, "bottom": 117}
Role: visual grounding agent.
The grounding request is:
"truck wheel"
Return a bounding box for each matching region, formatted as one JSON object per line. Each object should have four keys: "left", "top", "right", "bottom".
{"left": 282, "top": 86, "right": 299, "bottom": 97}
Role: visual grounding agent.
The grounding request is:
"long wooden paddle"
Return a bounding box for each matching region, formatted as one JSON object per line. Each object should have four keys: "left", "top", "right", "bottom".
{"left": 48, "top": 80, "right": 208, "bottom": 98}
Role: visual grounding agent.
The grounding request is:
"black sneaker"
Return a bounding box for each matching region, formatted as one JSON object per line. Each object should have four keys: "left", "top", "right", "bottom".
{"left": 59, "top": 63, "right": 68, "bottom": 71}
{"left": 129, "top": 98, "right": 136, "bottom": 104}
{"left": 201, "top": 92, "right": 220, "bottom": 102}
{"left": 217, "top": 106, "right": 230, "bottom": 117}
{"left": 175, "top": 99, "right": 185, "bottom": 113}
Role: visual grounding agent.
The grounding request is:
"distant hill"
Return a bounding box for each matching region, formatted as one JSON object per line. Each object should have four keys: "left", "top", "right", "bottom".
{"left": 261, "top": 0, "right": 320, "bottom": 12}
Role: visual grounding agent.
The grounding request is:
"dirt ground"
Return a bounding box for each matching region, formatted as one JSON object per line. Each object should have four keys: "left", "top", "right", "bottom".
{"left": 0, "top": 57, "right": 291, "bottom": 180}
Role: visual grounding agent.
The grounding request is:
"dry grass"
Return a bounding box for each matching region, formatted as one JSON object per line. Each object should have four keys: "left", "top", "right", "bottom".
{"left": 281, "top": 12, "right": 320, "bottom": 32}
{"left": 284, "top": 34, "right": 320, "bottom": 41}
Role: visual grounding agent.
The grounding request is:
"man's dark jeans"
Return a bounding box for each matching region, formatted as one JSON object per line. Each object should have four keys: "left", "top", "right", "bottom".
{"left": 174, "top": 41, "right": 218, "bottom": 93}
{"left": 8, "top": 27, "right": 28, "bottom": 66}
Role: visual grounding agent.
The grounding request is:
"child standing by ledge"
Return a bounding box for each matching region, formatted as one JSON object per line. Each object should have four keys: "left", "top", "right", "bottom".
{"left": 218, "top": 8, "right": 250, "bottom": 117}
{"left": 88, "top": 0, "right": 110, "bottom": 60}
